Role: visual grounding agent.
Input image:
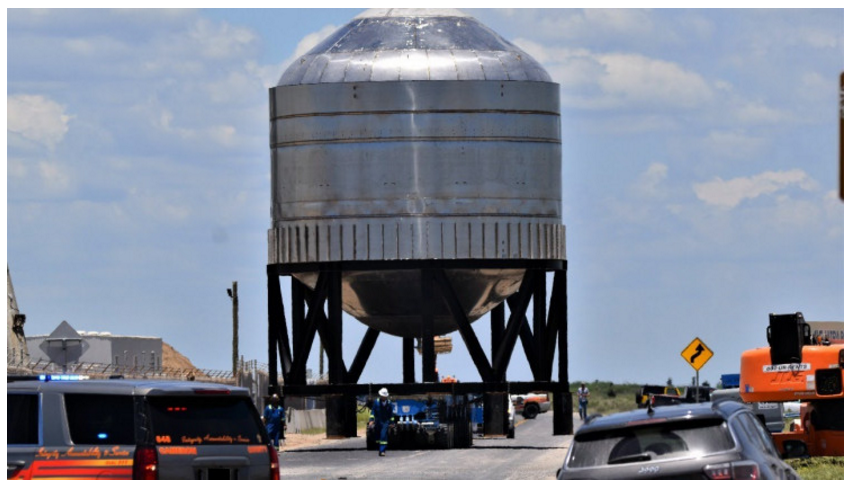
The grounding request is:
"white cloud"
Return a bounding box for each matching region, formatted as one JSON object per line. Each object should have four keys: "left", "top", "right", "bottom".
{"left": 63, "top": 36, "right": 128, "bottom": 57}
{"left": 795, "top": 26, "right": 840, "bottom": 49}
{"left": 632, "top": 162, "right": 669, "bottom": 198}
{"left": 189, "top": 18, "right": 258, "bottom": 60}
{"left": 693, "top": 169, "right": 816, "bottom": 209}
{"left": 699, "top": 130, "right": 766, "bottom": 160}
{"left": 492, "top": 9, "right": 656, "bottom": 44}
{"left": 733, "top": 101, "right": 788, "bottom": 124}
{"left": 596, "top": 53, "right": 714, "bottom": 109}
{"left": 512, "top": 39, "right": 713, "bottom": 112}
{"left": 37, "top": 161, "right": 72, "bottom": 193}
{"left": 245, "top": 60, "right": 285, "bottom": 89}
{"left": 7, "top": 94, "right": 72, "bottom": 149}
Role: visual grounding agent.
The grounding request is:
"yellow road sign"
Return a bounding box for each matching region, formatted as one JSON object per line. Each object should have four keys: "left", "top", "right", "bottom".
{"left": 681, "top": 337, "right": 713, "bottom": 371}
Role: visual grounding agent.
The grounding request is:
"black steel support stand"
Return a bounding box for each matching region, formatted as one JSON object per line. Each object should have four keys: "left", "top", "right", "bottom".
{"left": 403, "top": 338, "right": 415, "bottom": 383}
{"left": 420, "top": 268, "right": 437, "bottom": 383}
{"left": 266, "top": 259, "right": 572, "bottom": 438}
{"left": 483, "top": 392, "right": 508, "bottom": 436}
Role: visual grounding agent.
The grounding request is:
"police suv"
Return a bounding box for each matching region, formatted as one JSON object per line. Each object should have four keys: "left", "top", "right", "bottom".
{"left": 7, "top": 375, "right": 280, "bottom": 480}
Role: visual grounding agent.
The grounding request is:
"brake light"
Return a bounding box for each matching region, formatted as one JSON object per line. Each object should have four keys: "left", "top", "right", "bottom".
{"left": 704, "top": 461, "right": 760, "bottom": 480}
{"left": 268, "top": 444, "right": 280, "bottom": 480}
{"left": 132, "top": 445, "right": 159, "bottom": 480}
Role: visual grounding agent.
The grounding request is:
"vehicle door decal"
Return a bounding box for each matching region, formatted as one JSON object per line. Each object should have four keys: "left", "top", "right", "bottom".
{"left": 24, "top": 458, "right": 133, "bottom": 480}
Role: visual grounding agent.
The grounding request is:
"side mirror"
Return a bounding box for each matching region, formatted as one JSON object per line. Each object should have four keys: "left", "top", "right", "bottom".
{"left": 781, "top": 439, "right": 809, "bottom": 459}
{"left": 556, "top": 468, "right": 562, "bottom": 479}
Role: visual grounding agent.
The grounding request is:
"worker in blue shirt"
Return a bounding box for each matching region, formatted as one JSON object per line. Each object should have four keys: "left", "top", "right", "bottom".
{"left": 263, "top": 393, "right": 286, "bottom": 451}
{"left": 369, "top": 387, "right": 395, "bottom": 457}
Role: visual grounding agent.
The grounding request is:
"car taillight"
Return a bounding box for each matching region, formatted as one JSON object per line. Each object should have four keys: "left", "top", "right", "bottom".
{"left": 132, "top": 445, "right": 159, "bottom": 480}
{"left": 268, "top": 444, "right": 280, "bottom": 480}
{"left": 704, "top": 461, "right": 760, "bottom": 480}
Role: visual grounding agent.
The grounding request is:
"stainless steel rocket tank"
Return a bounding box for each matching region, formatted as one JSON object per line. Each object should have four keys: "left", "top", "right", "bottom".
{"left": 269, "top": 9, "right": 565, "bottom": 338}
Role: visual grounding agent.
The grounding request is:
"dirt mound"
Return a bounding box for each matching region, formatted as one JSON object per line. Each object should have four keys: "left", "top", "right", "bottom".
{"left": 161, "top": 341, "right": 198, "bottom": 371}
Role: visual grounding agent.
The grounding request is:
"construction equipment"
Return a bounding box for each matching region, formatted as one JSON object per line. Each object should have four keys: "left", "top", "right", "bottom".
{"left": 739, "top": 312, "right": 844, "bottom": 457}
{"left": 366, "top": 394, "right": 473, "bottom": 450}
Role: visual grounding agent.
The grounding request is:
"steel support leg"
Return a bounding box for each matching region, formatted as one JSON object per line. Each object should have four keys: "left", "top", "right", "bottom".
{"left": 553, "top": 264, "right": 572, "bottom": 435}
{"left": 483, "top": 392, "right": 508, "bottom": 436}
{"left": 326, "top": 393, "right": 357, "bottom": 438}
{"left": 491, "top": 303, "right": 504, "bottom": 364}
{"left": 267, "top": 268, "right": 280, "bottom": 395}
{"left": 403, "top": 337, "right": 415, "bottom": 383}
{"left": 421, "top": 269, "right": 437, "bottom": 383}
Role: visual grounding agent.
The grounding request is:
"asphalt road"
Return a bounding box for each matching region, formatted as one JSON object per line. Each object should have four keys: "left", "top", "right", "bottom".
{"left": 278, "top": 412, "right": 580, "bottom": 480}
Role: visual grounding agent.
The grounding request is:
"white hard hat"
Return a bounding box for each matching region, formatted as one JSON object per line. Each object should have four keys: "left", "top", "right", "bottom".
{"left": 378, "top": 387, "right": 389, "bottom": 397}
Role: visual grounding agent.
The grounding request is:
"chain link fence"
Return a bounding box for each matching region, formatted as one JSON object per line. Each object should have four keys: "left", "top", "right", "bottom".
{"left": 7, "top": 350, "right": 279, "bottom": 411}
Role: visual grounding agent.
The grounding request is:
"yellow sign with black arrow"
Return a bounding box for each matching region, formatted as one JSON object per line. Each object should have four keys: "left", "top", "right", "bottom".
{"left": 681, "top": 337, "right": 713, "bottom": 371}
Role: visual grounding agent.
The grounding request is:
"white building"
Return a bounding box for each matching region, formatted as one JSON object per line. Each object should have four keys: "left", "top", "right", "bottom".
{"left": 27, "top": 320, "right": 162, "bottom": 372}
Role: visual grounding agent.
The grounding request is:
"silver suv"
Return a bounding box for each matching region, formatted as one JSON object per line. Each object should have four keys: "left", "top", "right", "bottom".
{"left": 557, "top": 400, "right": 799, "bottom": 480}
{"left": 7, "top": 376, "right": 279, "bottom": 480}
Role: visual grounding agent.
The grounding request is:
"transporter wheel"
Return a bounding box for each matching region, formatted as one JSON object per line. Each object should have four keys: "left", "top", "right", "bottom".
{"left": 366, "top": 426, "right": 378, "bottom": 451}
{"left": 436, "top": 424, "right": 454, "bottom": 450}
{"left": 455, "top": 421, "right": 473, "bottom": 448}
{"left": 414, "top": 428, "right": 430, "bottom": 448}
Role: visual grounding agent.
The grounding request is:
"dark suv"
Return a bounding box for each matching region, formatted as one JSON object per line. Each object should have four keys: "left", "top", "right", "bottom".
{"left": 557, "top": 400, "right": 799, "bottom": 480}
{"left": 8, "top": 376, "right": 279, "bottom": 480}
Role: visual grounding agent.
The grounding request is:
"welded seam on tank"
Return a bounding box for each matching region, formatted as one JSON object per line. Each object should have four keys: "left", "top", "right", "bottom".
{"left": 272, "top": 109, "right": 559, "bottom": 119}
{"left": 272, "top": 213, "right": 562, "bottom": 222}
{"left": 273, "top": 136, "right": 561, "bottom": 147}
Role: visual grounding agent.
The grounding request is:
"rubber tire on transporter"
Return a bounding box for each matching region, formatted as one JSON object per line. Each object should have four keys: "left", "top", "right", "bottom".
{"left": 435, "top": 424, "right": 454, "bottom": 449}
{"left": 366, "top": 426, "right": 378, "bottom": 451}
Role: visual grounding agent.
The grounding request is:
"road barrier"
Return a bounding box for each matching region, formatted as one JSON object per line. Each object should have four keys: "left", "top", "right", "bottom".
{"left": 288, "top": 409, "right": 326, "bottom": 433}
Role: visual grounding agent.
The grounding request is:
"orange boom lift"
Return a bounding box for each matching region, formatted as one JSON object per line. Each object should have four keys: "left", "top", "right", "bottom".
{"left": 739, "top": 312, "right": 844, "bottom": 457}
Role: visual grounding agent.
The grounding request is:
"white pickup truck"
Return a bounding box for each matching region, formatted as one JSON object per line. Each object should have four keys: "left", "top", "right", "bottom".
{"left": 510, "top": 393, "right": 551, "bottom": 419}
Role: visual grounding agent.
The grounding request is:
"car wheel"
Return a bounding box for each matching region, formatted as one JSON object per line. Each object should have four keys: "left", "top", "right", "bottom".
{"left": 523, "top": 403, "right": 540, "bottom": 419}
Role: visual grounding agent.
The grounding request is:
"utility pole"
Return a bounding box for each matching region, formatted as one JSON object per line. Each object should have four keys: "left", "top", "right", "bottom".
{"left": 227, "top": 281, "right": 239, "bottom": 384}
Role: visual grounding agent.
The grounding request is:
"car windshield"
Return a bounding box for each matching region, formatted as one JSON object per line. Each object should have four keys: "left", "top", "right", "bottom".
{"left": 567, "top": 417, "right": 735, "bottom": 468}
{"left": 147, "top": 396, "right": 265, "bottom": 445}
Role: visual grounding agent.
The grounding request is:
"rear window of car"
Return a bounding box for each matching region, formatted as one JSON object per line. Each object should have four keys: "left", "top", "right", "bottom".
{"left": 65, "top": 394, "right": 136, "bottom": 445}
{"left": 9, "top": 393, "right": 40, "bottom": 445}
{"left": 567, "top": 417, "right": 735, "bottom": 468}
{"left": 147, "top": 396, "right": 265, "bottom": 445}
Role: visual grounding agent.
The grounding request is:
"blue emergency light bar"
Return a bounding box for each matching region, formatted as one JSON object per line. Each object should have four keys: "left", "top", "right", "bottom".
{"left": 38, "top": 374, "right": 91, "bottom": 382}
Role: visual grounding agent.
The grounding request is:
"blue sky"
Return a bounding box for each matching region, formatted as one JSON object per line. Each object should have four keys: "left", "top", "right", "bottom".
{"left": 6, "top": 8, "right": 845, "bottom": 387}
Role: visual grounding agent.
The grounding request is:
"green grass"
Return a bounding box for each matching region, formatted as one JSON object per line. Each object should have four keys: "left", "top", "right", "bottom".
{"left": 570, "top": 381, "right": 643, "bottom": 416}
{"left": 786, "top": 457, "right": 844, "bottom": 480}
